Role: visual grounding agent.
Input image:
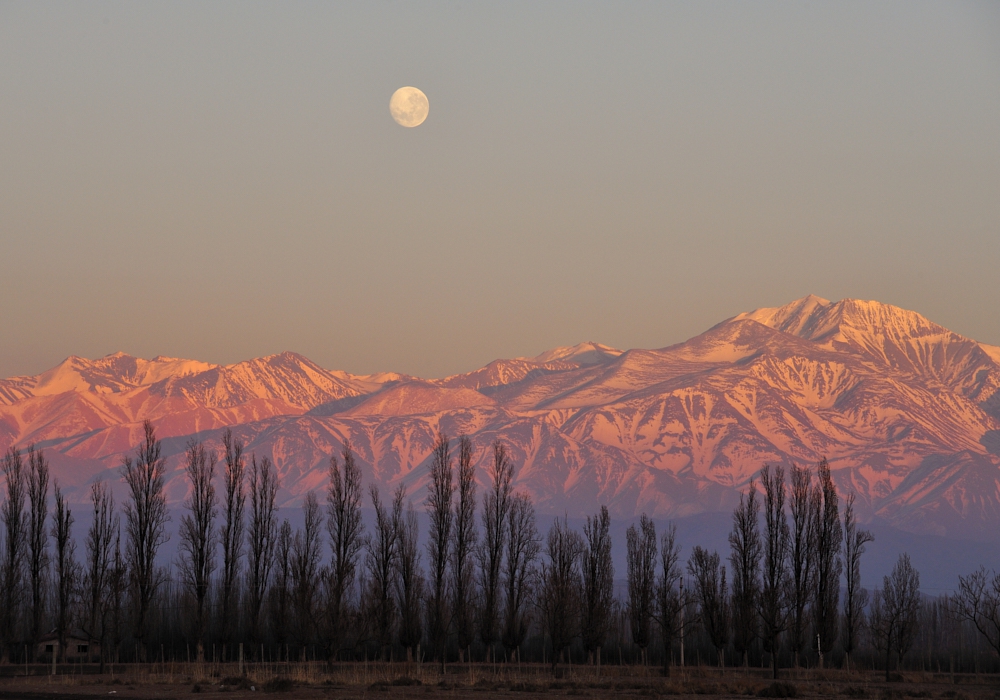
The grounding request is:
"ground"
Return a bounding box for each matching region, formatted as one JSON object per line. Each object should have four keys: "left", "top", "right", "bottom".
{"left": 0, "top": 664, "right": 998, "bottom": 700}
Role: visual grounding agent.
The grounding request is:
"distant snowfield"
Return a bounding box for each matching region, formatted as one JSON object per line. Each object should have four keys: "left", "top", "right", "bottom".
{"left": 2, "top": 295, "right": 1000, "bottom": 548}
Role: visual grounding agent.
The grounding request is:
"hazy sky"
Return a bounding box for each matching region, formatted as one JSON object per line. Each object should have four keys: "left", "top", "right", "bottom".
{"left": 2, "top": 1, "right": 998, "bottom": 379}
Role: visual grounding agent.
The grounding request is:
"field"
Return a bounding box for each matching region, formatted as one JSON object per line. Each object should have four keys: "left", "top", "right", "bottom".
{"left": 1, "top": 663, "right": 999, "bottom": 700}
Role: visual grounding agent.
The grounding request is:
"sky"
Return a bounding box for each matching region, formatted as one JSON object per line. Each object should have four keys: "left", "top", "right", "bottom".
{"left": 1, "top": 1, "right": 998, "bottom": 380}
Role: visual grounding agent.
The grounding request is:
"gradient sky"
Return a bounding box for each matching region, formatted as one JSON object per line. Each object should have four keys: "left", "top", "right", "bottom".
{"left": 2, "top": 1, "right": 998, "bottom": 379}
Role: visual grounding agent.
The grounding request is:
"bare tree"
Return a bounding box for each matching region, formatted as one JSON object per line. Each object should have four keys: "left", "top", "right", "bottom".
{"left": 581, "top": 506, "right": 614, "bottom": 666}
{"left": 868, "top": 553, "right": 920, "bottom": 681}
{"left": 688, "top": 546, "right": 729, "bottom": 667}
{"left": 84, "top": 481, "right": 118, "bottom": 670}
{"left": 121, "top": 419, "right": 170, "bottom": 661}
{"left": 627, "top": 514, "right": 657, "bottom": 664}
{"left": 730, "top": 480, "right": 761, "bottom": 668}
{"left": 247, "top": 455, "right": 278, "bottom": 645}
{"left": 396, "top": 500, "right": 425, "bottom": 662}
{"left": 758, "top": 465, "right": 791, "bottom": 679}
{"left": 654, "top": 523, "right": 688, "bottom": 676}
{"left": 1, "top": 446, "right": 26, "bottom": 663}
{"left": 502, "top": 492, "right": 539, "bottom": 661}
{"left": 788, "top": 464, "right": 815, "bottom": 665}
{"left": 812, "top": 458, "right": 843, "bottom": 665}
{"left": 107, "top": 527, "right": 128, "bottom": 664}
{"left": 26, "top": 446, "right": 50, "bottom": 660}
{"left": 272, "top": 519, "right": 294, "bottom": 649}
{"left": 478, "top": 438, "right": 512, "bottom": 657}
{"left": 842, "top": 492, "right": 873, "bottom": 670}
{"left": 219, "top": 428, "right": 246, "bottom": 651}
{"left": 365, "top": 484, "right": 402, "bottom": 659}
{"left": 425, "top": 431, "right": 454, "bottom": 668}
{"left": 178, "top": 440, "right": 217, "bottom": 661}
{"left": 540, "top": 515, "right": 583, "bottom": 671}
{"left": 326, "top": 441, "right": 365, "bottom": 659}
{"left": 452, "top": 435, "right": 477, "bottom": 661}
{"left": 955, "top": 567, "right": 1000, "bottom": 658}
{"left": 292, "top": 492, "right": 324, "bottom": 648}
{"left": 51, "top": 482, "right": 77, "bottom": 664}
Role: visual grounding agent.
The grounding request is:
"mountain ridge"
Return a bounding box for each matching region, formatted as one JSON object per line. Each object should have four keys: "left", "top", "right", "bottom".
{"left": 2, "top": 296, "right": 998, "bottom": 542}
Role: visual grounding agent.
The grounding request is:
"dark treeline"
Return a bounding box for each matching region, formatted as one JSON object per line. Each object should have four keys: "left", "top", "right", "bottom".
{"left": 3, "top": 421, "right": 1000, "bottom": 679}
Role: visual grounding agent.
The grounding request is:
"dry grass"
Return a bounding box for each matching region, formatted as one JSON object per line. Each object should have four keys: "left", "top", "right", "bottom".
{"left": 4, "top": 663, "right": 1000, "bottom": 699}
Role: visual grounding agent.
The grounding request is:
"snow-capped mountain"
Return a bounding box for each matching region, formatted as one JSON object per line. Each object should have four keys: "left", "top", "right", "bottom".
{"left": 2, "top": 296, "right": 998, "bottom": 541}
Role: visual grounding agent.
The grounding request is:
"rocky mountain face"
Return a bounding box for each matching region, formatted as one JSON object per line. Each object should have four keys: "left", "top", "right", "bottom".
{"left": 2, "top": 296, "right": 999, "bottom": 541}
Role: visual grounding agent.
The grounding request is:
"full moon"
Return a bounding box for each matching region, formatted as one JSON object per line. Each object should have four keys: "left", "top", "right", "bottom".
{"left": 390, "top": 86, "right": 429, "bottom": 127}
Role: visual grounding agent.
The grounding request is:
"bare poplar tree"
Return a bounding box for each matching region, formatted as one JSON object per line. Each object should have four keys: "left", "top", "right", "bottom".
{"left": 108, "top": 527, "right": 128, "bottom": 664}
{"left": 292, "top": 492, "right": 324, "bottom": 647}
{"left": 812, "top": 458, "right": 843, "bottom": 664}
{"left": 178, "top": 440, "right": 217, "bottom": 661}
{"left": 654, "top": 523, "right": 687, "bottom": 676}
{"left": 220, "top": 428, "right": 246, "bottom": 650}
{"left": 729, "top": 480, "right": 761, "bottom": 668}
{"left": 365, "top": 484, "right": 402, "bottom": 659}
{"left": 688, "top": 546, "right": 729, "bottom": 667}
{"left": 326, "top": 441, "right": 365, "bottom": 659}
{"left": 272, "top": 520, "right": 293, "bottom": 649}
{"left": 478, "top": 438, "right": 512, "bottom": 656}
{"left": 868, "top": 553, "right": 920, "bottom": 681}
{"left": 502, "top": 492, "right": 539, "bottom": 661}
{"left": 0, "top": 446, "right": 26, "bottom": 663}
{"left": 247, "top": 455, "right": 278, "bottom": 645}
{"left": 396, "top": 501, "right": 425, "bottom": 662}
{"left": 540, "top": 515, "right": 583, "bottom": 671}
{"left": 425, "top": 431, "right": 454, "bottom": 668}
{"left": 84, "top": 481, "right": 118, "bottom": 670}
{"left": 581, "top": 505, "right": 614, "bottom": 666}
{"left": 121, "top": 419, "right": 170, "bottom": 661}
{"left": 758, "top": 465, "right": 791, "bottom": 679}
{"left": 626, "top": 514, "right": 657, "bottom": 664}
{"left": 955, "top": 567, "right": 1000, "bottom": 658}
{"left": 26, "top": 446, "right": 50, "bottom": 660}
{"left": 841, "top": 492, "right": 873, "bottom": 670}
{"left": 452, "top": 435, "right": 477, "bottom": 661}
{"left": 788, "top": 464, "right": 815, "bottom": 665}
{"left": 51, "top": 482, "right": 77, "bottom": 664}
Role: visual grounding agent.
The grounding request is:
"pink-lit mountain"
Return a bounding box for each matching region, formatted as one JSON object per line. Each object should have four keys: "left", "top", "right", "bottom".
{"left": 3, "top": 296, "right": 999, "bottom": 541}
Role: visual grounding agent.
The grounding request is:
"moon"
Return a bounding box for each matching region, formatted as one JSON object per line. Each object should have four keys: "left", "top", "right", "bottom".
{"left": 390, "top": 86, "right": 429, "bottom": 127}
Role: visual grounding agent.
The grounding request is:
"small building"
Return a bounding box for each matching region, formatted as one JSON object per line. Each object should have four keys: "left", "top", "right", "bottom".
{"left": 37, "top": 630, "right": 101, "bottom": 664}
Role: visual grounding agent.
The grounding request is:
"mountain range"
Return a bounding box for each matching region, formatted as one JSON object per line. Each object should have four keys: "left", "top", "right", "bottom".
{"left": 3, "top": 295, "right": 999, "bottom": 543}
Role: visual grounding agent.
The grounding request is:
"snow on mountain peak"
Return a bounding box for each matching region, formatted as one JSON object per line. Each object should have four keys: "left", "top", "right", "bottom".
{"left": 732, "top": 296, "right": 948, "bottom": 347}
{"left": 981, "top": 344, "right": 1000, "bottom": 366}
{"left": 26, "top": 352, "right": 221, "bottom": 397}
{"left": 731, "top": 294, "right": 832, "bottom": 337}
{"left": 528, "top": 341, "right": 623, "bottom": 366}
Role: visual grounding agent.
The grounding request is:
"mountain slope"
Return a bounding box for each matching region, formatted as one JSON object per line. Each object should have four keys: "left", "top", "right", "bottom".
{"left": 2, "top": 296, "right": 999, "bottom": 541}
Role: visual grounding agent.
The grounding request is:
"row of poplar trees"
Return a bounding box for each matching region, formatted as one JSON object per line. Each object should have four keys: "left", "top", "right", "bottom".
{"left": 0, "top": 422, "right": 925, "bottom": 678}
{"left": 0, "top": 421, "right": 544, "bottom": 667}
{"left": 636, "top": 461, "right": 921, "bottom": 681}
